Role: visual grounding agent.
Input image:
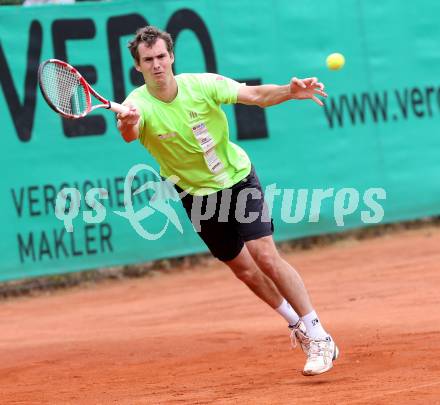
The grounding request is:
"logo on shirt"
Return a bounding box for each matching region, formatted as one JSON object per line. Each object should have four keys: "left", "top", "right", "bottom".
{"left": 157, "top": 132, "right": 177, "bottom": 140}
{"left": 189, "top": 111, "right": 198, "bottom": 120}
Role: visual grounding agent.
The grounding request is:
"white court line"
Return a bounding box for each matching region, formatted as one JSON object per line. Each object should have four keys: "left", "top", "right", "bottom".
{"left": 348, "top": 380, "right": 440, "bottom": 404}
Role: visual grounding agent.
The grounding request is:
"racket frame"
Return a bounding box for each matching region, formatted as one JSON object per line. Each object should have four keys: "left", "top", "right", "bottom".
{"left": 38, "top": 59, "right": 127, "bottom": 119}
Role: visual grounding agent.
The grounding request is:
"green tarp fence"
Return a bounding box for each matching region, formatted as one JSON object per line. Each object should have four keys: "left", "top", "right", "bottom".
{"left": 1, "top": 0, "right": 439, "bottom": 281}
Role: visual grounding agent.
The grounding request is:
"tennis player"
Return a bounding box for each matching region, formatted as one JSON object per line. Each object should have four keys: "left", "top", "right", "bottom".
{"left": 116, "top": 26, "right": 339, "bottom": 376}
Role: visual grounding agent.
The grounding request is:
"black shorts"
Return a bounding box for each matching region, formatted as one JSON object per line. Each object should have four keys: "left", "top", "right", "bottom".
{"left": 177, "top": 166, "right": 274, "bottom": 262}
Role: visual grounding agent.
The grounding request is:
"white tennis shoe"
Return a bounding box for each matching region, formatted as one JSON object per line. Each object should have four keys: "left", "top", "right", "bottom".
{"left": 302, "top": 336, "right": 339, "bottom": 376}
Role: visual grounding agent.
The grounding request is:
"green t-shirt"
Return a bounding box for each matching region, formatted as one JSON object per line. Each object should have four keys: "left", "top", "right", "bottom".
{"left": 125, "top": 73, "right": 252, "bottom": 195}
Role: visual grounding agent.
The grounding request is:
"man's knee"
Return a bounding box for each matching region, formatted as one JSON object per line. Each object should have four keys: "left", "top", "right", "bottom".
{"left": 227, "top": 262, "right": 259, "bottom": 284}
{"left": 253, "top": 250, "right": 280, "bottom": 278}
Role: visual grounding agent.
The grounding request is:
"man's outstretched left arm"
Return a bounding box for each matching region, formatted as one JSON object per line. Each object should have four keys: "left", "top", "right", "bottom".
{"left": 237, "top": 77, "right": 327, "bottom": 108}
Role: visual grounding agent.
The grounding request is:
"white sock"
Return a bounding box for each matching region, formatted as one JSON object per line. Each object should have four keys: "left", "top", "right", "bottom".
{"left": 275, "top": 298, "right": 300, "bottom": 326}
{"left": 301, "top": 310, "right": 328, "bottom": 339}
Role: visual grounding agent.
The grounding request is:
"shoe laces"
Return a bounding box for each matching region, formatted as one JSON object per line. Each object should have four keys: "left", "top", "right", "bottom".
{"left": 288, "top": 323, "right": 311, "bottom": 351}
{"left": 289, "top": 325, "right": 298, "bottom": 349}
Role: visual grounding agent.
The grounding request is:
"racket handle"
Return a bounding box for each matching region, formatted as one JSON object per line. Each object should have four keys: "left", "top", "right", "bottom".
{"left": 107, "top": 101, "right": 130, "bottom": 114}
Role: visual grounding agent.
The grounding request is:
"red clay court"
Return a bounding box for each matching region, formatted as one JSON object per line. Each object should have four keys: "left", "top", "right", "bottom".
{"left": 1, "top": 225, "right": 440, "bottom": 404}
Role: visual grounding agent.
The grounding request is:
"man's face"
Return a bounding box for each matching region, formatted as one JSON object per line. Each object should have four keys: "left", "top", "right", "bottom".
{"left": 135, "top": 39, "right": 174, "bottom": 87}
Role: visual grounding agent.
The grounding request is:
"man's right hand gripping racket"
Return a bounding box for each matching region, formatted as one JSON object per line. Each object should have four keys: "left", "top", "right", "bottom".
{"left": 38, "top": 59, "right": 129, "bottom": 118}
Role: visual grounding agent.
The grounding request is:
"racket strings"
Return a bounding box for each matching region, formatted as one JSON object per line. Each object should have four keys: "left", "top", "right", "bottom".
{"left": 41, "top": 63, "right": 88, "bottom": 116}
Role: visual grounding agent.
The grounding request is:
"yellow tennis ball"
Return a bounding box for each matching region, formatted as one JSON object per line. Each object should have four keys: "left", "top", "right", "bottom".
{"left": 326, "top": 53, "right": 345, "bottom": 70}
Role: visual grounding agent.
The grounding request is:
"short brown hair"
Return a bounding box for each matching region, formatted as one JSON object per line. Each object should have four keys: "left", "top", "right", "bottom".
{"left": 128, "top": 26, "right": 174, "bottom": 64}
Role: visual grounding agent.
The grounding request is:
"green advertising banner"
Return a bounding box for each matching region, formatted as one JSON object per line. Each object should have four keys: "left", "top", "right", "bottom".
{"left": 1, "top": 0, "right": 440, "bottom": 281}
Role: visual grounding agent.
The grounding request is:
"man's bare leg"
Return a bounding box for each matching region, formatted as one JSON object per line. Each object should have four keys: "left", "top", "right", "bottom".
{"left": 245, "top": 236, "right": 313, "bottom": 316}
{"left": 224, "top": 244, "right": 300, "bottom": 326}
{"left": 224, "top": 244, "right": 283, "bottom": 308}
{"left": 245, "top": 235, "right": 339, "bottom": 376}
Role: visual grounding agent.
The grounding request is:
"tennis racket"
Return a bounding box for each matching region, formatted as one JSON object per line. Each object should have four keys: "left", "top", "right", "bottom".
{"left": 38, "top": 58, "right": 128, "bottom": 119}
